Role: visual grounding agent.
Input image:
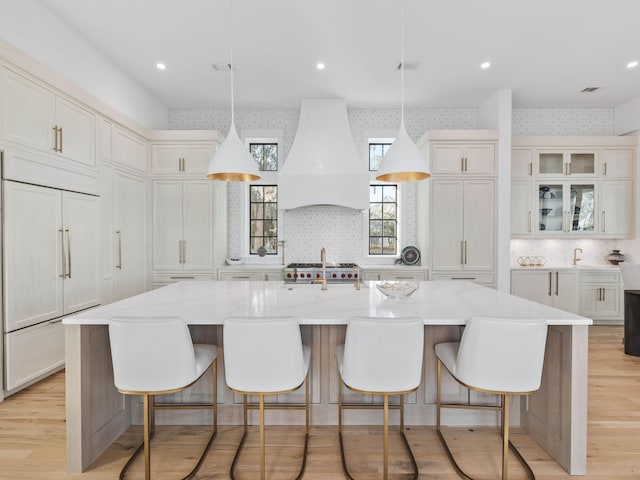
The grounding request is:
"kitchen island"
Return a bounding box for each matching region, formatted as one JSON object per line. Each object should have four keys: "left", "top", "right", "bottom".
{"left": 63, "top": 280, "right": 591, "bottom": 475}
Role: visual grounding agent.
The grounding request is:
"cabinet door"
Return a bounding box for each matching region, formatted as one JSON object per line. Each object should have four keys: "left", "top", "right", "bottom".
{"left": 537, "top": 183, "right": 564, "bottom": 233}
{"left": 511, "top": 180, "right": 532, "bottom": 236}
{"left": 580, "top": 285, "right": 620, "bottom": 319}
{"left": 183, "top": 144, "right": 215, "bottom": 173}
{"left": 55, "top": 96, "right": 96, "bottom": 167}
{"left": 152, "top": 181, "right": 183, "bottom": 270}
{"left": 431, "top": 180, "right": 464, "bottom": 271}
{"left": 568, "top": 183, "right": 596, "bottom": 233}
{"left": 3, "top": 182, "right": 63, "bottom": 331}
{"left": 512, "top": 149, "right": 533, "bottom": 178}
{"left": 554, "top": 271, "right": 578, "bottom": 314}
{"left": 600, "top": 149, "right": 634, "bottom": 178}
{"left": 463, "top": 180, "right": 494, "bottom": 271}
{"left": 182, "top": 181, "right": 214, "bottom": 270}
{"left": 464, "top": 144, "right": 495, "bottom": 175}
{"left": 511, "top": 270, "right": 553, "bottom": 306}
{"left": 430, "top": 145, "right": 465, "bottom": 174}
{"left": 567, "top": 151, "right": 596, "bottom": 176}
{"left": 151, "top": 144, "right": 182, "bottom": 174}
{"left": 62, "top": 192, "right": 100, "bottom": 314}
{"left": 537, "top": 151, "right": 565, "bottom": 176}
{"left": 2, "top": 68, "right": 55, "bottom": 153}
{"left": 114, "top": 171, "right": 148, "bottom": 301}
{"left": 599, "top": 286, "right": 621, "bottom": 318}
{"left": 114, "top": 127, "right": 147, "bottom": 172}
{"left": 601, "top": 180, "right": 633, "bottom": 237}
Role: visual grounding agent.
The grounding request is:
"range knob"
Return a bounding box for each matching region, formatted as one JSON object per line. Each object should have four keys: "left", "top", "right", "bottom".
{"left": 341, "top": 273, "right": 346, "bottom": 278}
{"left": 307, "top": 273, "right": 311, "bottom": 278}
{"left": 332, "top": 273, "right": 337, "bottom": 278}
{"left": 347, "top": 273, "right": 353, "bottom": 278}
{"left": 287, "top": 273, "right": 292, "bottom": 278}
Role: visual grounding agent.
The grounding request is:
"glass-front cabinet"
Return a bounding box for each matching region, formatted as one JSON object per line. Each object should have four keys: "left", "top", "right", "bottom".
{"left": 537, "top": 182, "right": 596, "bottom": 234}
{"left": 536, "top": 150, "right": 596, "bottom": 177}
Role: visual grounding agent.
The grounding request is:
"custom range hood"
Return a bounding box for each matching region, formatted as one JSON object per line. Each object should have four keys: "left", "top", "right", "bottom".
{"left": 278, "top": 99, "right": 369, "bottom": 210}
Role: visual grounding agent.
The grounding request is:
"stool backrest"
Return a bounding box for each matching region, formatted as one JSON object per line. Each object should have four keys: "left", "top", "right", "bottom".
{"left": 620, "top": 263, "right": 640, "bottom": 290}
{"left": 223, "top": 316, "right": 306, "bottom": 393}
{"left": 342, "top": 316, "right": 424, "bottom": 392}
{"left": 109, "top": 316, "right": 197, "bottom": 393}
{"left": 456, "top": 316, "right": 547, "bottom": 393}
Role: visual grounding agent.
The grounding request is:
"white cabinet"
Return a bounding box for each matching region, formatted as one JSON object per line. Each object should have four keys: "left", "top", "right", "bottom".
{"left": 578, "top": 269, "right": 622, "bottom": 323}
{"left": 600, "top": 180, "right": 634, "bottom": 238}
{"left": 152, "top": 180, "right": 214, "bottom": 270}
{"left": 113, "top": 170, "right": 148, "bottom": 301}
{"left": 511, "top": 180, "right": 533, "bottom": 236}
{"left": 218, "top": 268, "right": 284, "bottom": 281}
{"left": 431, "top": 179, "right": 495, "bottom": 272}
{"left": 361, "top": 268, "right": 428, "bottom": 281}
{"left": 536, "top": 149, "right": 596, "bottom": 177}
{"left": 511, "top": 269, "right": 578, "bottom": 314}
{"left": 2, "top": 181, "right": 99, "bottom": 392}
{"left": 536, "top": 182, "right": 596, "bottom": 235}
{"left": 2, "top": 67, "right": 95, "bottom": 168}
{"left": 151, "top": 144, "right": 215, "bottom": 174}
{"left": 512, "top": 148, "right": 533, "bottom": 178}
{"left": 430, "top": 143, "right": 495, "bottom": 175}
{"left": 113, "top": 126, "right": 147, "bottom": 172}
{"left": 599, "top": 148, "right": 634, "bottom": 178}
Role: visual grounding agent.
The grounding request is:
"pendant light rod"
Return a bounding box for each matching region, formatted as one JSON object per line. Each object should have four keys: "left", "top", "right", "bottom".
{"left": 229, "top": 0, "right": 235, "bottom": 126}
{"left": 400, "top": 0, "right": 405, "bottom": 123}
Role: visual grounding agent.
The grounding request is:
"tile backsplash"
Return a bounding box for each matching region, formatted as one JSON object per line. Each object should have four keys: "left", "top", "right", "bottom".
{"left": 510, "top": 238, "right": 622, "bottom": 267}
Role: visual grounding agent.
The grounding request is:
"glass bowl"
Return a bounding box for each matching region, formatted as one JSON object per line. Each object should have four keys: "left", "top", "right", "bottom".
{"left": 375, "top": 281, "right": 418, "bottom": 299}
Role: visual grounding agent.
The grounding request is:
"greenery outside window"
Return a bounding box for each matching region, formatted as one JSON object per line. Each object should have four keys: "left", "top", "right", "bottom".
{"left": 369, "top": 184, "right": 397, "bottom": 255}
{"left": 369, "top": 143, "right": 391, "bottom": 171}
{"left": 250, "top": 143, "right": 278, "bottom": 171}
{"left": 249, "top": 185, "right": 278, "bottom": 254}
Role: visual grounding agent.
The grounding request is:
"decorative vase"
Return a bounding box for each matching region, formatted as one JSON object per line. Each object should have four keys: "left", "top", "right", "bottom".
{"left": 606, "top": 249, "right": 626, "bottom": 265}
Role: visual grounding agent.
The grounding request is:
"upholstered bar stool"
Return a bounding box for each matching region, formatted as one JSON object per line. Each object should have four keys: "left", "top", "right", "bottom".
{"left": 223, "top": 316, "right": 311, "bottom": 480}
{"left": 435, "top": 316, "right": 548, "bottom": 480}
{"left": 108, "top": 316, "right": 217, "bottom": 480}
{"left": 337, "top": 316, "right": 424, "bottom": 480}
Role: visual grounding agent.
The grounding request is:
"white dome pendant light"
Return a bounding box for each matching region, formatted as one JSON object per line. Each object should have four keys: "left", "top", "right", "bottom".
{"left": 207, "top": 0, "right": 260, "bottom": 182}
{"left": 376, "top": 0, "right": 430, "bottom": 182}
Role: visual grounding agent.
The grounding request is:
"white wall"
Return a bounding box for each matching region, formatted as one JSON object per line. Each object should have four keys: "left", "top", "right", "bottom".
{"left": 0, "top": 0, "right": 168, "bottom": 129}
{"left": 615, "top": 97, "right": 640, "bottom": 135}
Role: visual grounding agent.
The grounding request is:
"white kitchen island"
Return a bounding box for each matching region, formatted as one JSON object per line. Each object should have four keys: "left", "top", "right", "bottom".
{"left": 63, "top": 280, "right": 591, "bottom": 475}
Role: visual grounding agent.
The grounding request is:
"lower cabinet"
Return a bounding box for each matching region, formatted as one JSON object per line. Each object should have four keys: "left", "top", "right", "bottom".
{"left": 4, "top": 318, "right": 65, "bottom": 392}
{"left": 152, "top": 273, "right": 215, "bottom": 290}
{"left": 431, "top": 273, "right": 494, "bottom": 288}
{"left": 362, "top": 268, "right": 428, "bottom": 281}
{"left": 578, "top": 270, "right": 622, "bottom": 323}
{"left": 218, "top": 268, "right": 284, "bottom": 281}
{"left": 510, "top": 269, "right": 579, "bottom": 314}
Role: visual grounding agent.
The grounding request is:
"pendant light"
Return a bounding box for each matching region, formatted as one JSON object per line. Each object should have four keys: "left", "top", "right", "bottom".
{"left": 376, "top": 0, "right": 430, "bottom": 182}
{"left": 207, "top": 0, "right": 260, "bottom": 182}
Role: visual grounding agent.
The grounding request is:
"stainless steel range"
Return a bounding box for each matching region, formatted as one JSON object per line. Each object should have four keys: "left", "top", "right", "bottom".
{"left": 284, "top": 263, "right": 361, "bottom": 283}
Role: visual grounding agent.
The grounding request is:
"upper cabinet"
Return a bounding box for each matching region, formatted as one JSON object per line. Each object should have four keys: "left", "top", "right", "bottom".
{"left": 511, "top": 136, "right": 636, "bottom": 239}
{"left": 149, "top": 131, "right": 222, "bottom": 176}
{"left": 1, "top": 67, "right": 95, "bottom": 168}
{"left": 429, "top": 143, "right": 496, "bottom": 176}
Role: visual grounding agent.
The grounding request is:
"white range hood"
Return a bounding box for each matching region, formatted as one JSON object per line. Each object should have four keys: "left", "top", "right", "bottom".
{"left": 278, "top": 99, "right": 369, "bottom": 210}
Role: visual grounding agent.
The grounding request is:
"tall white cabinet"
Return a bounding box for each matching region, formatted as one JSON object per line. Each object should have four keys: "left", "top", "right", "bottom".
{"left": 418, "top": 130, "right": 498, "bottom": 288}
{"left": 2, "top": 180, "right": 99, "bottom": 391}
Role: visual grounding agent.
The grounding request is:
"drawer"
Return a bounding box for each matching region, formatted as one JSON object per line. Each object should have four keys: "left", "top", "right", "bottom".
{"left": 579, "top": 271, "right": 620, "bottom": 284}
{"left": 431, "top": 274, "right": 494, "bottom": 286}
{"left": 380, "top": 271, "right": 427, "bottom": 281}
{"left": 5, "top": 319, "right": 65, "bottom": 392}
{"left": 152, "top": 273, "right": 215, "bottom": 283}
{"left": 219, "top": 271, "right": 265, "bottom": 281}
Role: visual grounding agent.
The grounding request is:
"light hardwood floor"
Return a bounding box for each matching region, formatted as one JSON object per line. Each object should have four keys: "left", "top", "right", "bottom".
{"left": 1, "top": 326, "right": 639, "bottom": 479}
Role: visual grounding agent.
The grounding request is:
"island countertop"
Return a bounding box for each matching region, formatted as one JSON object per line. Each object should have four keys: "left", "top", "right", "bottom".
{"left": 65, "top": 280, "right": 591, "bottom": 326}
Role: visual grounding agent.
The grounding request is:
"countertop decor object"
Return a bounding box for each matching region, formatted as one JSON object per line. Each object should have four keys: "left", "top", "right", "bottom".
{"left": 400, "top": 246, "right": 420, "bottom": 265}
{"left": 606, "top": 249, "right": 625, "bottom": 265}
{"left": 225, "top": 258, "right": 243, "bottom": 265}
{"left": 375, "top": 280, "right": 418, "bottom": 298}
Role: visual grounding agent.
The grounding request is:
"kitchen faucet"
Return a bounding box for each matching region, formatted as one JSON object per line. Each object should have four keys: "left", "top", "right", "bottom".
{"left": 278, "top": 240, "right": 286, "bottom": 266}
{"left": 573, "top": 247, "right": 583, "bottom": 265}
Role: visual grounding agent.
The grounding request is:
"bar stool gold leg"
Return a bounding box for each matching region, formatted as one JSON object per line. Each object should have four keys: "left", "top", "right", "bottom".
{"left": 143, "top": 394, "right": 151, "bottom": 480}
{"left": 260, "top": 394, "right": 266, "bottom": 480}
{"left": 383, "top": 394, "right": 389, "bottom": 479}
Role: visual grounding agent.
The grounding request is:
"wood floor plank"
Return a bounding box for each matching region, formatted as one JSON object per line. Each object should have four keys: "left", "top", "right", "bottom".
{"left": 1, "top": 326, "right": 639, "bottom": 478}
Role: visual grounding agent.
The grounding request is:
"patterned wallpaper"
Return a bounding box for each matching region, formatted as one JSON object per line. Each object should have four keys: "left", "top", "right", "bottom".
{"left": 169, "top": 106, "right": 618, "bottom": 264}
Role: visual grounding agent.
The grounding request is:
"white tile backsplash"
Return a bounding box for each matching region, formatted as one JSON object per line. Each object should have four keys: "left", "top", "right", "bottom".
{"left": 512, "top": 108, "right": 614, "bottom": 136}
{"left": 510, "top": 238, "right": 621, "bottom": 267}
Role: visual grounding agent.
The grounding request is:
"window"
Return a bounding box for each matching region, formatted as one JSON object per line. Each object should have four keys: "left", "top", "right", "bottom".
{"left": 369, "top": 184, "right": 397, "bottom": 255}
{"left": 369, "top": 143, "right": 391, "bottom": 171}
{"left": 249, "top": 185, "right": 278, "bottom": 254}
{"left": 250, "top": 143, "right": 278, "bottom": 171}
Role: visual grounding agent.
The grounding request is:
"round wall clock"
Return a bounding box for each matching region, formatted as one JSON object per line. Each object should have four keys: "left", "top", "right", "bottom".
{"left": 400, "top": 246, "right": 420, "bottom": 265}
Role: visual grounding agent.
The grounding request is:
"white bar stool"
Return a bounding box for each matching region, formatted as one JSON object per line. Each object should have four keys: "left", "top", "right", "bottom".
{"left": 337, "top": 316, "right": 424, "bottom": 480}
{"left": 108, "top": 316, "right": 217, "bottom": 480}
{"left": 435, "top": 316, "right": 547, "bottom": 480}
{"left": 223, "top": 316, "right": 311, "bottom": 480}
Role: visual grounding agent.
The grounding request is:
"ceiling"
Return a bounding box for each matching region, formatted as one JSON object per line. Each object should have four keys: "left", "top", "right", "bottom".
{"left": 38, "top": 0, "right": 640, "bottom": 110}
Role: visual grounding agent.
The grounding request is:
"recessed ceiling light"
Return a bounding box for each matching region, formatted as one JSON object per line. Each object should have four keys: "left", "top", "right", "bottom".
{"left": 316, "top": 62, "right": 325, "bottom": 70}
{"left": 480, "top": 61, "right": 491, "bottom": 69}
{"left": 627, "top": 61, "right": 639, "bottom": 69}
{"left": 156, "top": 62, "right": 166, "bottom": 70}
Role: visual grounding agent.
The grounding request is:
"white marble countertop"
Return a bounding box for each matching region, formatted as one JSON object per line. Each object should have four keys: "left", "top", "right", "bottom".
{"left": 64, "top": 281, "right": 591, "bottom": 326}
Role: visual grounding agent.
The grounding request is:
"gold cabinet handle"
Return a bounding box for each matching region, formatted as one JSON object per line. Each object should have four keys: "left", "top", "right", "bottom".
{"left": 52, "top": 126, "right": 58, "bottom": 152}
{"left": 59, "top": 229, "right": 66, "bottom": 278}
{"left": 548, "top": 271, "right": 552, "bottom": 296}
{"left": 116, "top": 230, "right": 122, "bottom": 270}
{"left": 170, "top": 276, "right": 196, "bottom": 280}
{"left": 555, "top": 271, "right": 559, "bottom": 296}
{"left": 528, "top": 162, "right": 533, "bottom": 176}
{"left": 603, "top": 162, "right": 607, "bottom": 176}
{"left": 461, "top": 157, "right": 464, "bottom": 172}
{"left": 464, "top": 240, "right": 468, "bottom": 265}
{"left": 65, "top": 228, "right": 71, "bottom": 279}
{"left": 59, "top": 126, "right": 63, "bottom": 153}
{"left": 460, "top": 240, "right": 464, "bottom": 264}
